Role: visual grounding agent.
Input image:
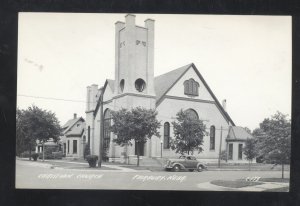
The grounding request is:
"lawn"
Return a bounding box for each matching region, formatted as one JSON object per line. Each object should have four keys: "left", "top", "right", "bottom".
{"left": 259, "top": 178, "right": 289, "bottom": 183}
{"left": 210, "top": 180, "right": 263, "bottom": 188}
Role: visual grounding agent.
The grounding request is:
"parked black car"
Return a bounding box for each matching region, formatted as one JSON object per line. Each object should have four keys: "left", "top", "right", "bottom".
{"left": 165, "top": 155, "right": 207, "bottom": 172}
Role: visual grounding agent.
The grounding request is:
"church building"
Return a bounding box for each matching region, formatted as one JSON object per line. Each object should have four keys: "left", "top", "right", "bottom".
{"left": 85, "top": 14, "right": 252, "bottom": 164}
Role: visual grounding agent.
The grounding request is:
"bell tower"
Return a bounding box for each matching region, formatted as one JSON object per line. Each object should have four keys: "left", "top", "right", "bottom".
{"left": 114, "top": 14, "right": 156, "bottom": 109}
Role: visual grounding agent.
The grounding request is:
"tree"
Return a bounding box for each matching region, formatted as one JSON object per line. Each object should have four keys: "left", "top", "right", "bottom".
{"left": 110, "top": 107, "right": 161, "bottom": 166}
{"left": 16, "top": 108, "right": 36, "bottom": 159}
{"left": 170, "top": 109, "right": 207, "bottom": 155}
{"left": 244, "top": 127, "right": 252, "bottom": 134}
{"left": 253, "top": 112, "right": 291, "bottom": 178}
{"left": 220, "top": 150, "right": 228, "bottom": 162}
{"left": 16, "top": 106, "right": 62, "bottom": 161}
{"left": 243, "top": 138, "right": 258, "bottom": 171}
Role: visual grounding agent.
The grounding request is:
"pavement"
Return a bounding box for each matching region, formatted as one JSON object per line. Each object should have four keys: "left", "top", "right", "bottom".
{"left": 15, "top": 158, "right": 290, "bottom": 191}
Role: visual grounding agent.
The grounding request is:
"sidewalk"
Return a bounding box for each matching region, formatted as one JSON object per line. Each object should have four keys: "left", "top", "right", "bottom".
{"left": 197, "top": 181, "right": 289, "bottom": 192}
{"left": 17, "top": 158, "right": 151, "bottom": 172}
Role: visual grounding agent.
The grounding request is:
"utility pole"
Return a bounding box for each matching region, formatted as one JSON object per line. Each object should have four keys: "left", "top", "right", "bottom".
{"left": 98, "top": 92, "right": 104, "bottom": 168}
{"left": 218, "top": 126, "right": 223, "bottom": 168}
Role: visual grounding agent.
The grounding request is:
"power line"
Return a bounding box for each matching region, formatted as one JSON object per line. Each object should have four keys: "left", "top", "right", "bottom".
{"left": 18, "top": 94, "right": 230, "bottom": 129}
{"left": 18, "top": 94, "right": 87, "bottom": 103}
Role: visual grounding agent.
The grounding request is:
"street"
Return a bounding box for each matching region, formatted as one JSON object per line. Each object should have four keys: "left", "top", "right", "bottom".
{"left": 15, "top": 160, "right": 290, "bottom": 190}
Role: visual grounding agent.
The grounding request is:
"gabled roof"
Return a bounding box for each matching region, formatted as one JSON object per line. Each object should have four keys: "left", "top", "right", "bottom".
{"left": 65, "top": 122, "right": 86, "bottom": 137}
{"left": 154, "top": 63, "right": 192, "bottom": 103}
{"left": 155, "top": 63, "right": 235, "bottom": 126}
{"left": 62, "top": 117, "right": 85, "bottom": 135}
{"left": 227, "top": 126, "right": 253, "bottom": 141}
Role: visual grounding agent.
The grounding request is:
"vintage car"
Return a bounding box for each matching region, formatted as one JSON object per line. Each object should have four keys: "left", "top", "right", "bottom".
{"left": 164, "top": 155, "right": 207, "bottom": 172}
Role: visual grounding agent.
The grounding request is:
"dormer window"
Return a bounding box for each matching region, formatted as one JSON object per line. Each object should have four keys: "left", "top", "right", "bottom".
{"left": 184, "top": 78, "right": 199, "bottom": 96}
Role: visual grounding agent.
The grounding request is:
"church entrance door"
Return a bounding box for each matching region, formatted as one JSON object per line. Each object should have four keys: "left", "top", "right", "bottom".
{"left": 135, "top": 141, "right": 145, "bottom": 156}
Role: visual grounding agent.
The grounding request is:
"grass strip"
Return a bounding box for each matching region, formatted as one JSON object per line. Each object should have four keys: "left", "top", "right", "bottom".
{"left": 210, "top": 180, "right": 263, "bottom": 188}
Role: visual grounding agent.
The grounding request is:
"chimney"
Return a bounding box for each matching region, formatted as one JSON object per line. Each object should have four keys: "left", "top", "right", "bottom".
{"left": 74, "top": 113, "right": 77, "bottom": 119}
{"left": 125, "top": 13, "right": 136, "bottom": 26}
{"left": 222, "top": 99, "right": 227, "bottom": 112}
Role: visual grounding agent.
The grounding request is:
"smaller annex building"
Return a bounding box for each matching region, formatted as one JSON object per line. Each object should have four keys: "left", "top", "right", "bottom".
{"left": 61, "top": 113, "right": 86, "bottom": 159}
{"left": 226, "top": 126, "right": 254, "bottom": 162}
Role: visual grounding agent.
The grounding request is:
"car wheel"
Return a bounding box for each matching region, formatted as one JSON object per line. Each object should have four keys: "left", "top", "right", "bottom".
{"left": 172, "top": 165, "right": 181, "bottom": 172}
{"left": 197, "top": 165, "right": 203, "bottom": 172}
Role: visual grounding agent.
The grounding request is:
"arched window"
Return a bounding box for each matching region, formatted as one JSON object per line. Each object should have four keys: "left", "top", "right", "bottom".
{"left": 184, "top": 78, "right": 199, "bottom": 96}
{"left": 120, "top": 79, "right": 125, "bottom": 92}
{"left": 164, "top": 122, "right": 170, "bottom": 149}
{"left": 103, "top": 109, "right": 112, "bottom": 150}
{"left": 135, "top": 78, "right": 146, "bottom": 92}
{"left": 87, "top": 126, "right": 90, "bottom": 147}
{"left": 210, "top": 125, "right": 215, "bottom": 150}
{"left": 185, "top": 109, "right": 199, "bottom": 120}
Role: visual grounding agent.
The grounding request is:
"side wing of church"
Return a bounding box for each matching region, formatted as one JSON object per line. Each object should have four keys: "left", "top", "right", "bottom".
{"left": 84, "top": 14, "right": 252, "bottom": 164}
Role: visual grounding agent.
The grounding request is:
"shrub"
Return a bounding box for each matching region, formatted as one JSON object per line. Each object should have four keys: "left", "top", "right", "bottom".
{"left": 20, "top": 151, "right": 36, "bottom": 158}
{"left": 31, "top": 153, "right": 39, "bottom": 161}
{"left": 52, "top": 151, "right": 63, "bottom": 159}
{"left": 84, "top": 144, "right": 91, "bottom": 160}
{"left": 86, "top": 155, "right": 98, "bottom": 167}
{"left": 39, "top": 145, "right": 59, "bottom": 159}
{"left": 102, "top": 149, "right": 109, "bottom": 162}
{"left": 220, "top": 150, "right": 228, "bottom": 161}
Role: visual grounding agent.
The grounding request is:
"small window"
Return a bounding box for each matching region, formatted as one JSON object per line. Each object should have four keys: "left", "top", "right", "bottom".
{"left": 135, "top": 78, "right": 146, "bottom": 92}
{"left": 67, "top": 140, "right": 70, "bottom": 153}
{"left": 183, "top": 78, "right": 199, "bottom": 96}
{"left": 238, "top": 144, "right": 243, "bottom": 160}
{"left": 210, "top": 126, "right": 215, "bottom": 150}
{"left": 120, "top": 79, "right": 125, "bottom": 92}
{"left": 73, "top": 140, "right": 77, "bottom": 154}
{"left": 228, "top": 144, "right": 233, "bottom": 160}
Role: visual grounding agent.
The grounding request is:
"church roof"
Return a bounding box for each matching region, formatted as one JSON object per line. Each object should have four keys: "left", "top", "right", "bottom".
{"left": 154, "top": 63, "right": 192, "bottom": 103}
{"left": 93, "top": 63, "right": 235, "bottom": 126}
{"left": 227, "top": 126, "right": 253, "bottom": 141}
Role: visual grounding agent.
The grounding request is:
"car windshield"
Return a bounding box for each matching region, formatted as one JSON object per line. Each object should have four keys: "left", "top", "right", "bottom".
{"left": 187, "top": 156, "right": 196, "bottom": 160}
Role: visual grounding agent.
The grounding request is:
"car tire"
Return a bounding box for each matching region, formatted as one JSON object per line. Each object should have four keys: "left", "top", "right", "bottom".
{"left": 172, "top": 165, "right": 181, "bottom": 172}
{"left": 197, "top": 165, "right": 204, "bottom": 172}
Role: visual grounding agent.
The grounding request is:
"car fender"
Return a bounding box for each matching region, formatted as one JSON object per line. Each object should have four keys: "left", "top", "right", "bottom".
{"left": 197, "top": 163, "right": 207, "bottom": 169}
{"left": 171, "top": 162, "right": 186, "bottom": 169}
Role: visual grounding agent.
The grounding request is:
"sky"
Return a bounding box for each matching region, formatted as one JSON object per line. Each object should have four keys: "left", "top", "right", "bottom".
{"left": 17, "top": 13, "right": 291, "bottom": 131}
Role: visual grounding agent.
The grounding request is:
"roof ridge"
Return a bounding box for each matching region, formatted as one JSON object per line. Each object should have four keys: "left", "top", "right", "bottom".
{"left": 154, "top": 63, "right": 193, "bottom": 78}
